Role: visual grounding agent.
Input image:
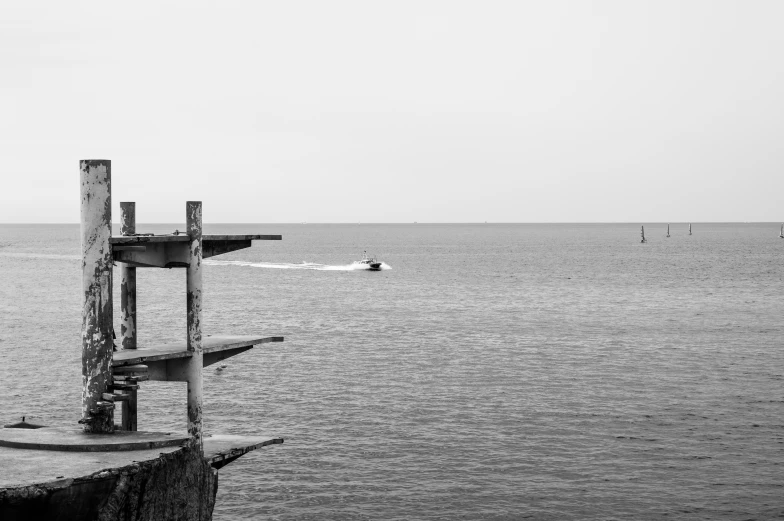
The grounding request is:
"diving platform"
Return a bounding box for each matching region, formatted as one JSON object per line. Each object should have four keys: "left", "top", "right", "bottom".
{"left": 105, "top": 199, "right": 285, "bottom": 436}
{"left": 0, "top": 160, "right": 287, "bottom": 520}
{"left": 111, "top": 234, "right": 281, "bottom": 268}
{"left": 112, "top": 335, "right": 285, "bottom": 370}
{"left": 204, "top": 435, "right": 284, "bottom": 470}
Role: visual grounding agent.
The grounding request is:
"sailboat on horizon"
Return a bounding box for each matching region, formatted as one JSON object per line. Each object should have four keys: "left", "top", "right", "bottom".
{"left": 641, "top": 226, "right": 646, "bottom": 243}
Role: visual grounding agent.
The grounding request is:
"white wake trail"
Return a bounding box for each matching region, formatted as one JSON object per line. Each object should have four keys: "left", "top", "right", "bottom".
{"left": 204, "top": 260, "right": 392, "bottom": 271}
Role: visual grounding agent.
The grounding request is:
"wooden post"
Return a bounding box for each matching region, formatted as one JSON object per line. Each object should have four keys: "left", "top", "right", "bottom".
{"left": 79, "top": 160, "right": 115, "bottom": 433}
{"left": 186, "top": 201, "right": 204, "bottom": 452}
{"left": 120, "top": 201, "right": 138, "bottom": 431}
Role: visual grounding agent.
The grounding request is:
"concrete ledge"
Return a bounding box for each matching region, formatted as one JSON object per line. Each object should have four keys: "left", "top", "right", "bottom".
{"left": 0, "top": 443, "right": 184, "bottom": 490}
{"left": 112, "top": 335, "right": 284, "bottom": 368}
{"left": 203, "top": 434, "right": 284, "bottom": 469}
{"left": 0, "top": 428, "right": 189, "bottom": 452}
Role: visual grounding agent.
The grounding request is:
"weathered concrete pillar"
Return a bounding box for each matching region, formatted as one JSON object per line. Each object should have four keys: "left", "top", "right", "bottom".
{"left": 120, "top": 201, "right": 138, "bottom": 431}
{"left": 120, "top": 202, "right": 137, "bottom": 350}
{"left": 186, "top": 201, "right": 204, "bottom": 452}
{"left": 80, "top": 160, "right": 114, "bottom": 433}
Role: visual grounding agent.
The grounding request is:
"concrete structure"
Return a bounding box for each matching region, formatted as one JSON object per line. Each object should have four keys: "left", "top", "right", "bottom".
{"left": 80, "top": 160, "right": 115, "bottom": 434}
{"left": 0, "top": 160, "right": 285, "bottom": 520}
{"left": 185, "top": 201, "right": 204, "bottom": 451}
{"left": 119, "top": 202, "right": 138, "bottom": 431}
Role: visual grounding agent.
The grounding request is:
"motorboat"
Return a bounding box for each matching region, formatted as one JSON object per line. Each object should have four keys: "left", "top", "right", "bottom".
{"left": 353, "top": 251, "right": 382, "bottom": 270}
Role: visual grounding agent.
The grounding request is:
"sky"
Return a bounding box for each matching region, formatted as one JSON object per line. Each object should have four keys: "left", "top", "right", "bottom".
{"left": 1, "top": 1, "right": 783, "bottom": 223}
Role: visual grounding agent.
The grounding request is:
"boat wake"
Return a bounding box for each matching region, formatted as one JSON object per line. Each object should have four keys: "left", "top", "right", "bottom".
{"left": 204, "top": 260, "right": 392, "bottom": 271}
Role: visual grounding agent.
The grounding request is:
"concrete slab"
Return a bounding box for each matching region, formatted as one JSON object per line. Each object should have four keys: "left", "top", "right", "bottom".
{"left": 112, "top": 335, "right": 284, "bottom": 367}
{"left": 109, "top": 234, "right": 281, "bottom": 245}
{"left": 0, "top": 432, "right": 284, "bottom": 489}
{"left": 111, "top": 235, "right": 281, "bottom": 267}
{"left": 0, "top": 443, "right": 184, "bottom": 489}
{"left": 204, "top": 434, "right": 283, "bottom": 469}
{"left": 0, "top": 427, "right": 189, "bottom": 452}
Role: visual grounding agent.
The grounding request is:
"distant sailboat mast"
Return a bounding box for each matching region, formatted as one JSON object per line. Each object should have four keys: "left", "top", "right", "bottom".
{"left": 641, "top": 225, "right": 646, "bottom": 243}
{"left": 666, "top": 223, "right": 670, "bottom": 238}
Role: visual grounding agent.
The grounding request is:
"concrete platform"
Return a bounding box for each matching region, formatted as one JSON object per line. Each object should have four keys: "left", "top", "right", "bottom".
{"left": 109, "top": 234, "right": 281, "bottom": 245}
{"left": 0, "top": 431, "right": 283, "bottom": 490}
{"left": 204, "top": 434, "right": 283, "bottom": 469}
{"left": 110, "top": 234, "right": 282, "bottom": 268}
{"left": 0, "top": 427, "right": 189, "bottom": 452}
{"left": 112, "top": 335, "right": 284, "bottom": 368}
{"left": 0, "top": 442, "right": 183, "bottom": 489}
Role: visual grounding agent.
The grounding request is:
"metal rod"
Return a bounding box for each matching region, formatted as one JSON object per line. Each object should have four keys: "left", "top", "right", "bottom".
{"left": 186, "top": 201, "right": 204, "bottom": 452}
{"left": 120, "top": 201, "right": 138, "bottom": 431}
{"left": 79, "top": 159, "right": 114, "bottom": 433}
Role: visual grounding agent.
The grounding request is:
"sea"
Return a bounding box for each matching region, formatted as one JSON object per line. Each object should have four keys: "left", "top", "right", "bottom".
{"left": 0, "top": 223, "right": 782, "bottom": 520}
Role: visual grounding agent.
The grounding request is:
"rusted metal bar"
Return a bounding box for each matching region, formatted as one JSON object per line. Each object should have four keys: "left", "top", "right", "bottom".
{"left": 186, "top": 201, "right": 204, "bottom": 452}
{"left": 79, "top": 159, "right": 115, "bottom": 433}
{"left": 120, "top": 202, "right": 138, "bottom": 432}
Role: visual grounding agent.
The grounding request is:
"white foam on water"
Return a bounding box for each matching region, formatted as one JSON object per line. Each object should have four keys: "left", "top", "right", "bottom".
{"left": 204, "top": 260, "right": 392, "bottom": 271}
{"left": 0, "top": 253, "right": 393, "bottom": 270}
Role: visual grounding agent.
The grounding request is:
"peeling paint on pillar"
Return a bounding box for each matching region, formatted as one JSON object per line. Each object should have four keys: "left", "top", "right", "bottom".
{"left": 120, "top": 202, "right": 137, "bottom": 351}
{"left": 80, "top": 160, "right": 114, "bottom": 433}
{"left": 120, "top": 202, "right": 138, "bottom": 432}
{"left": 186, "top": 201, "right": 204, "bottom": 452}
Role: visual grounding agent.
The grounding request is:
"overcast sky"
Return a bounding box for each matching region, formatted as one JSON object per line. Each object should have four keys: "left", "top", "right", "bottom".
{"left": 1, "top": 1, "right": 783, "bottom": 223}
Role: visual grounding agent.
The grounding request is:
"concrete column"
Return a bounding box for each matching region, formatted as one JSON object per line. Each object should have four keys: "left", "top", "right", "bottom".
{"left": 120, "top": 202, "right": 137, "bottom": 350}
{"left": 120, "top": 202, "right": 138, "bottom": 431}
{"left": 186, "top": 201, "right": 204, "bottom": 452}
{"left": 79, "top": 159, "right": 114, "bottom": 433}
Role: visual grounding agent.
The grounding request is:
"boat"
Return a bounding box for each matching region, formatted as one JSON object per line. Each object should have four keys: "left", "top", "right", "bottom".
{"left": 353, "top": 251, "right": 382, "bottom": 270}
{"left": 666, "top": 223, "right": 670, "bottom": 238}
{"left": 641, "top": 226, "right": 646, "bottom": 243}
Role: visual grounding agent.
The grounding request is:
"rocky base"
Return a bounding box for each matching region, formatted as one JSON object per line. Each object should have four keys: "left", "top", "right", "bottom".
{"left": 0, "top": 446, "right": 218, "bottom": 521}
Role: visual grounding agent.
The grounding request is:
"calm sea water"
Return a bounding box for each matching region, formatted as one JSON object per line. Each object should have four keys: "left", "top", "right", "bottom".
{"left": 1, "top": 223, "right": 782, "bottom": 520}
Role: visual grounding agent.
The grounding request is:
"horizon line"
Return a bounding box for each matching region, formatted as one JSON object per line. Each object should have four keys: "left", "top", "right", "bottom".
{"left": 1, "top": 221, "right": 782, "bottom": 226}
